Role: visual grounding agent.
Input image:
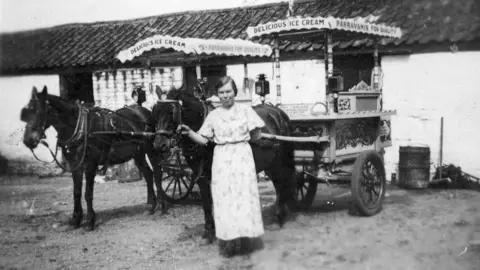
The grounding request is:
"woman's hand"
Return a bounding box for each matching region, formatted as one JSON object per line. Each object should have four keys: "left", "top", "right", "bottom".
{"left": 177, "top": 124, "right": 191, "bottom": 133}
{"left": 250, "top": 128, "right": 263, "bottom": 141}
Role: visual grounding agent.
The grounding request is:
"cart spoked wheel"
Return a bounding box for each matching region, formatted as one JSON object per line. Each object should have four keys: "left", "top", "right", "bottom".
{"left": 159, "top": 146, "right": 204, "bottom": 203}
{"left": 295, "top": 164, "right": 318, "bottom": 211}
{"left": 351, "top": 150, "right": 386, "bottom": 216}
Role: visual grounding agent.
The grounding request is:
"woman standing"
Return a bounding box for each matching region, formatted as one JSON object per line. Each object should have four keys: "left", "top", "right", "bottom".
{"left": 179, "top": 76, "right": 265, "bottom": 257}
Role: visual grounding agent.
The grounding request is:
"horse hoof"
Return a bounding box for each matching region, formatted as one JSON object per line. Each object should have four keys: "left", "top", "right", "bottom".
{"left": 199, "top": 237, "right": 214, "bottom": 246}
{"left": 143, "top": 209, "right": 155, "bottom": 216}
{"left": 67, "top": 224, "right": 81, "bottom": 230}
{"left": 267, "top": 223, "right": 281, "bottom": 231}
{"left": 84, "top": 224, "right": 95, "bottom": 231}
{"left": 68, "top": 219, "right": 82, "bottom": 228}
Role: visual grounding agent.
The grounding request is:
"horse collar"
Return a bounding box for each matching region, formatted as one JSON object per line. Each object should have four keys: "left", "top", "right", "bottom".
{"left": 57, "top": 103, "right": 89, "bottom": 147}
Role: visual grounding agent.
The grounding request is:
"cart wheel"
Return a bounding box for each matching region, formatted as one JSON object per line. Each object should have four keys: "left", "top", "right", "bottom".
{"left": 295, "top": 164, "right": 318, "bottom": 211}
{"left": 351, "top": 150, "right": 386, "bottom": 216}
{"left": 159, "top": 147, "right": 203, "bottom": 203}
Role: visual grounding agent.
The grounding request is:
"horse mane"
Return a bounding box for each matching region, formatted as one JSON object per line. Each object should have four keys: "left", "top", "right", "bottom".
{"left": 44, "top": 94, "right": 78, "bottom": 114}
{"left": 167, "top": 89, "right": 204, "bottom": 112}
{"left": 149, "top": 89, "right": 205, "bottom": 129}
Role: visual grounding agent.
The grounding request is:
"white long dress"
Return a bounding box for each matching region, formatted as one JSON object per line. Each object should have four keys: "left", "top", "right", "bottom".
{"left": 198, "top": 102, "right": 265, "bottom": 241}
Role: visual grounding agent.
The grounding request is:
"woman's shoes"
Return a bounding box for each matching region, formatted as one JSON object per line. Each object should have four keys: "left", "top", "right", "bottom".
{"left": 218, "top": 237, "right": 264, "bottom": 258}
{"left": 218, "top": 239, "right": 236, "bottom": 258}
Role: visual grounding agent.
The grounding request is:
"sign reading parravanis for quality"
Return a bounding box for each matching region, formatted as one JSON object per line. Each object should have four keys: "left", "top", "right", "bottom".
{"left": 246, "top": 16, "right": 402, "bottom": 39}
{"left": 116, "top": 35, "right": 273, "bottom": 63}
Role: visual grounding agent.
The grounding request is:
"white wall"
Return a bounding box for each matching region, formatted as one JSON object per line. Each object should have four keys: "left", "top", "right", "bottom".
{"left": 227, "top": 59, "right": 326, "bottom": 105}
{"left": 0, "top": 75, "right": 62, "bottom": 174}
{"left": 382, "top": 52, "right": 480, "bottom": 178}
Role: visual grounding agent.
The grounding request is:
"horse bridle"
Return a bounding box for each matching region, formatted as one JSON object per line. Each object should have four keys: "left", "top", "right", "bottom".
{"left": 22, "top": 99, "right": 89, "bottom": 172}
{"left": 21, "top": 100, "right": 50, "bottom": 141}
{"left": 155, "top": 99, "right": 183, "bottom": 138}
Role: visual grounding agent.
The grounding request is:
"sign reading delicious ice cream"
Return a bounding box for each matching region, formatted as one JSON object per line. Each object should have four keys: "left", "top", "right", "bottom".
{"left": 116, "top": 35, "right": 273, "bottom": 63}
{"left": 128, "top": 38, "right": 186, "bottom": 56}
{"left": 246, "top": 16, "right": 402, "bottom": 39}
{"left": 117, "top": 35, "right": 193, "bottom": 63}
{"left": 247, "top": 17, "right": 328, "bottom": 37}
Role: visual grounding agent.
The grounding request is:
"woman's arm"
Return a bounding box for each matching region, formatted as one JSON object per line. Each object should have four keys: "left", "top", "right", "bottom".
{"left": 179, "top": 125, "right": 209, "bottom": 146}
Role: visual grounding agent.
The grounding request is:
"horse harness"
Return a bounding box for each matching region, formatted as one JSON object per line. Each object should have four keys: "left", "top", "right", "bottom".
{"left": 33, "top": 102, "right": 151, "bottom": 172}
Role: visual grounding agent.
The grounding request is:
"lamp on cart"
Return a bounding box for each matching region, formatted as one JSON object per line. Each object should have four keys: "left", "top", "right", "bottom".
{"left": 327, "top": 70, "right": 344, "bottom": 113}
{"left": 255, "top": 73, "right": 270, "bottom": 104}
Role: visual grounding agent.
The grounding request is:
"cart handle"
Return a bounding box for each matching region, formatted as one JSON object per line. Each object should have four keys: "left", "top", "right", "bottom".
{"left": 310, "top": 102, "right": 328, "bottom": 115}
{"left": 260, "top": 133, "right": 329, "bottom": 143}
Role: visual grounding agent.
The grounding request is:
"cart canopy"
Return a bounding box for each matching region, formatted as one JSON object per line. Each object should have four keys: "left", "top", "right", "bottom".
{"left": 116, "top": 35, "right": 273, "bottom": 63}
{"left": 246, "top": 16, "right": 402, "bottom": 39}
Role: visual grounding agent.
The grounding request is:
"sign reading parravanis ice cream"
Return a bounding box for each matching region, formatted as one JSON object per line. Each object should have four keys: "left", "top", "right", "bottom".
{"left": 333, "top": 18, "right": 402, "bottom": 38}
{"left": 116, "top": 35, "right": 273, "bottom": 63}
{"left": 192, "top": 38, "right": 272, "bottom": 57}
{"left": 246, "top": 16, "right": 402, "bottom": 39}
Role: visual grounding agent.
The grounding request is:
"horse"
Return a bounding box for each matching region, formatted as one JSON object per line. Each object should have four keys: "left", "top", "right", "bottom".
{"left": 151, "top": 89, "right": 297, "bottom": 243}
{"left": 21, "top": 86, "right": 166, "bottom": 231}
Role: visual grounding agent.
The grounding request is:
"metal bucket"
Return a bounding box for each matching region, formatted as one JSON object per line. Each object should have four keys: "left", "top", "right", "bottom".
{"left": 398, "top": 146, "right": 431, "bottom": 189}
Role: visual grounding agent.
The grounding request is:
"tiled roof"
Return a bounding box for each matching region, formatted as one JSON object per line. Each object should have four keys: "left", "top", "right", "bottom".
{"left": 1, "top": 0, "right": 480, "bottom": 74}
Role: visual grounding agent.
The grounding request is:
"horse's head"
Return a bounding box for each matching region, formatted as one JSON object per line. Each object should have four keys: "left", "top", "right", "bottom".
{"left": 21, "top": 86, "right": 49, "bottom": 149}
{"left": 151, "top": 89, "right": 204, "bottom": 154}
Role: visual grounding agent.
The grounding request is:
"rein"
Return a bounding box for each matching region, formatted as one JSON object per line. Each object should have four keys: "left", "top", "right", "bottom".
{"left": 155, "top": 99, "right": 183, "bottom": 137}
{"left": 30, "top": 100, "right": 153, "bottom": 172}
{"left": 31, "top": 103, "right": 89, "bottom": 172}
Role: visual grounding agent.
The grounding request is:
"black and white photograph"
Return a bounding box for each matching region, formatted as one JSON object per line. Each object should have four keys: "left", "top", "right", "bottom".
{"left": 1, "top": 0, "right": 479, "bottom": 269}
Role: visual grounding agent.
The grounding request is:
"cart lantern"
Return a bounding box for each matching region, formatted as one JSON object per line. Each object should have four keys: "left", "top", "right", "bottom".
{"left": 327, "top": 71, "right": 344, "bottom": 92}
{"left": 255, "top": 73, "right": 270, "bottom": 96}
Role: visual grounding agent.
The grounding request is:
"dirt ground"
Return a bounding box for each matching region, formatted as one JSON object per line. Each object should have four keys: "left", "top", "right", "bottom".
{"left": 1, "top": 175, "right": 479, "bottom": 270}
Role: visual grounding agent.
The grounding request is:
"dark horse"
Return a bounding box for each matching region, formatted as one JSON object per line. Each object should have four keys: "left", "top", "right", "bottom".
{"left": 21, "top": 86, "right": 165, "bottom": 231}
{"left": 151, "top": 89, "right": 297, "bottom": 242}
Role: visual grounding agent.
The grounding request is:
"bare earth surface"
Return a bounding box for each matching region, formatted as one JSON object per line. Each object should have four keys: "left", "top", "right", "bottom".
{"left": 1, "top": 175, "right": 479, "bottom": 270}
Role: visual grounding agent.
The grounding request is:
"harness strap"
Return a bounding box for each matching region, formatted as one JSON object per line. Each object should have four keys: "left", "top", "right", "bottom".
{"left": 123, "top": 105, "right": 150, "bottom": 131}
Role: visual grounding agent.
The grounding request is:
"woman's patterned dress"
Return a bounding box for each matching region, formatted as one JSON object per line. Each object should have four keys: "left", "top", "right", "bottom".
{"left": 198, "top": 102, "right": 265, "bottom": 240}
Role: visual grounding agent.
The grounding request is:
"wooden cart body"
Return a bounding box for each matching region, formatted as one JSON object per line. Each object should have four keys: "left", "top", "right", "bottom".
{"left": 244, "top": 14, "right": 402, "bottom": 214}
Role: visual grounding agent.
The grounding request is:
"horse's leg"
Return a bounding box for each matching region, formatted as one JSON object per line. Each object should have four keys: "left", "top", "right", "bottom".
{"left": 135, "top": 153, "right": 156, "bottom": 215}
{"left": 266, "top": 157, "right": 296, "bottom": 227}
{"left": 69, "top": 168, "right": 84, "bottom": 228}
{"left": 66, "top": 153, "right": 84, "bottom": 229}
{"left": 151, "top": 156, "right": 167, "bottom": 215}
{"left": 197, "top": 169, "right": 215, "bottom": 244}
{"left": 84, "top": 161, "right": 97, "bottom": 231}
{"left": 265, "top": 169, "right": 286, "bottom": 227}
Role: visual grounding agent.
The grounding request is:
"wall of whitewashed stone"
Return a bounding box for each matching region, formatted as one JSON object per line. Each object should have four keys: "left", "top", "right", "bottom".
{"left": 92, "top": 67, "right": 184, "bottom": 110}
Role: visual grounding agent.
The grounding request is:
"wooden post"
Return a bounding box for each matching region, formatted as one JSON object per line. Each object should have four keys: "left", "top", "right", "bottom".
{"left": 195, "top": 65, "right": 202, "bottom": 80}
{"left": 373, "top": 39, "right": 382, "bottom": 110}
{"left": 324, "top": 31, "right": 333, "bottom": 114}
{"left": 243, "top": 61, "right": 249, "bottom": 98}
{"left": 439, "top": 117, "right": 444, "bottom": 178}
{"left": 274, "top": 36, "right": 282, "bottom": 105}
{"left": 287, "top": 0, "right": 294, "bottom": 17}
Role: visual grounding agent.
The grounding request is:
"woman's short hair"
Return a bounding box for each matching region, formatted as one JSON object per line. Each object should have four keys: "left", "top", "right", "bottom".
{"left": 214, "top": 76, "right": 238, "bottom": 96}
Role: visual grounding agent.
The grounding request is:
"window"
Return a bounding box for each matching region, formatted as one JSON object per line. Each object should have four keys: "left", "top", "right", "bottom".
{"left": 333, "top": 55, "right": 375, "bottom": 91}
{"left": 185, "top": 65, "right": 227, "bottom": 97}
